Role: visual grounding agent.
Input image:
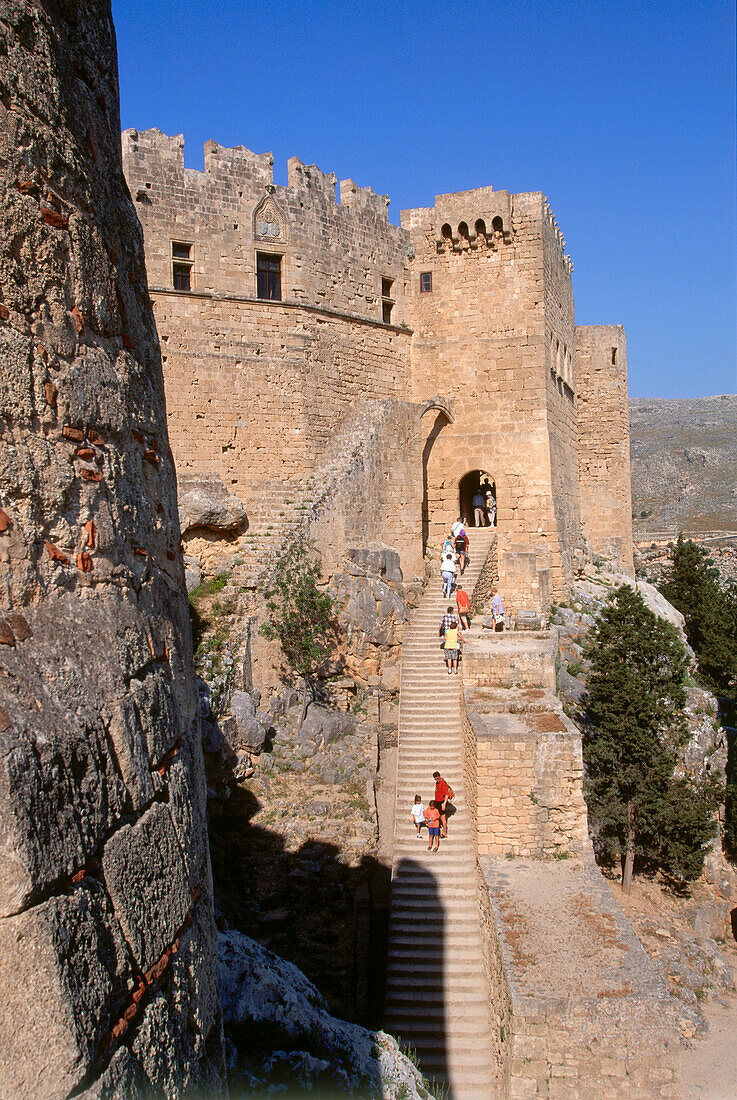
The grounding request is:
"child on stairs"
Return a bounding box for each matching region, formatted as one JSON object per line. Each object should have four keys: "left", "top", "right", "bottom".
{"left": 411, "top": 794, "right": 426, "bottom": 838}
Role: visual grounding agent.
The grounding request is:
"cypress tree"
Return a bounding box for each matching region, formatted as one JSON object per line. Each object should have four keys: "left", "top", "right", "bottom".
{"left": 583, "top": 585, "right": 716, "bottom": 892}
{"left": 660, "top": 535, "right": 737, "bottom": 696}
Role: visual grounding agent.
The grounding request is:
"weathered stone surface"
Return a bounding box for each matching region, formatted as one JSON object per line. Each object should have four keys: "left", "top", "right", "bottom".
{"left": 229, "top": 689, "right": 267, "bottom": 752}
{"left": 178, "top": 474, "right": 247, "bottom": 533}
{"left": 0, "top": 883, "right": 130, "bottom": 1098}
{"left": 0, "top": 2, "right": 223, "bottom": 1092}
{"left": 688, "top": 901, "right": 731, "bottom": 941}
{"left": 103, "top": 803, "right": 191, "bottom": 973}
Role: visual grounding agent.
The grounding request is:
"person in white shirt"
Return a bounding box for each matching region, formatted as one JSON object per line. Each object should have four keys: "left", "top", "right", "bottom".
{"left": 411, "top": 795, "right": 426, "bottom": 838}
{"left": 440, "top": 551, "right": 456, "bottom": 597}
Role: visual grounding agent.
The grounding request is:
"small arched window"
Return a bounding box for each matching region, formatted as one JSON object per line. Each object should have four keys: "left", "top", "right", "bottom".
{"left": 475, "top": 218, "right": 486, "bottom": 237}
{"left": 458, "top": 221, "right": 470, "bottom": 240}
{"left": 441, "top": 223, "right": 453, "bottom": 240}
{"left": 492, "top": 215, "right": 504, "bottom": 235}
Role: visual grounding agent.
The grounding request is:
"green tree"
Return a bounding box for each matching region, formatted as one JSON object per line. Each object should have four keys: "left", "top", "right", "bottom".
{"left": 660, "top": 536, "right": 737, "bottom": 696}
{"left": 583, "top": 585, "right": 716, "bottom": 892}
{"left": 260, "top": 539, "right": 336, "bottom": 724}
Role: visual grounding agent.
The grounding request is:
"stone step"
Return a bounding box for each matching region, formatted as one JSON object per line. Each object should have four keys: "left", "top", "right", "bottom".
{"left": 388, "top": 537, "right": 496, "bottom": 1100}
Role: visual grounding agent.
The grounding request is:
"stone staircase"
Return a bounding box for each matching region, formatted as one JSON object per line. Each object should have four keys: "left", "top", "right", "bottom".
{"left": 384, "top": 528, "right": 497, "bottom": 1100}
{"left": 227, "top": 401, "right": 397, "bottom": 588}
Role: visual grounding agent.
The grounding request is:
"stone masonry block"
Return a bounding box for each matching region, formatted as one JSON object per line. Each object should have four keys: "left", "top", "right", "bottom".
{"left": 0, "top": 882, "right": 130, "bottom": 1099}
{"left": 103, "top": 802, "right": 190, "bottom": 972}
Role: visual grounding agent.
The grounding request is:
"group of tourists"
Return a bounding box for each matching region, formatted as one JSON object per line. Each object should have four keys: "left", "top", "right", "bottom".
{"left": 471, "top": 479, "right": 496, "bottom": 527}
{"left": 410, "top": 771, "right": 454, "bottom": 852}
{"left": 440, "top": 518, "right": 469, "bottom": 598}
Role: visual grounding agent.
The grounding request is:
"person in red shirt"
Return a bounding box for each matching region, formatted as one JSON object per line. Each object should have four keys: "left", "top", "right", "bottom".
{"left": 455, "top": 584, "right": 471, "bottom": 630}
{"left": 433, "top": 770, "right": 453, "bottom": 838}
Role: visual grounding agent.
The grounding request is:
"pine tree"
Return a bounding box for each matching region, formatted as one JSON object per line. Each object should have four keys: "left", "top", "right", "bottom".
{"left": 583, "top": 584, "right": 716, "bottom": 892}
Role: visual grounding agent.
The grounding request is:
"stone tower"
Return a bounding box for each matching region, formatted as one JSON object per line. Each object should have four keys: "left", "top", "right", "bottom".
{"left": 0, "top": 3, "right": 224, "bottom": 1094}
{"left": 403, "top": 188, "right": 632, "bottom": 606}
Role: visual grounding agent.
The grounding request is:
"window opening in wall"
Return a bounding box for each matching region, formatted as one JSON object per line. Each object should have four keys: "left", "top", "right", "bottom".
{"left": 381, "top": 276, "right": 395, "bottom": 324}
{"left": 420, "top": 271, "right": 433, "bottom": 292}
{"left": 492, "top": 216, "right": 504, "bottom": 236}
{"left": 475, "top": 219, "right": 486, "bottom": 238}
{"left": 171, "top": 241, "right": 193, "bottom": 291}
{"left": 458, "top": 221, "right": 469, "bottom": 241}
{"left": 611, "top": 347, "right": 618, "bottom": 365}
{"left": 257, "top": 252, "right": 282, "bottom": 301}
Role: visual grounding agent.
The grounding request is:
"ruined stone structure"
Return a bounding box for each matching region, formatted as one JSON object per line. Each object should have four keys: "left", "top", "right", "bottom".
{"left": 122, "top": 131, "right": 633, "bottom": 619}
{"left": 0, "top": 4, "right": 224, "bottom": 1095}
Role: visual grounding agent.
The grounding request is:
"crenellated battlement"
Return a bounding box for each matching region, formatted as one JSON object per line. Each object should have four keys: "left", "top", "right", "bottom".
{"left": 122, "top": 128, "right": 406, "bottom": 321}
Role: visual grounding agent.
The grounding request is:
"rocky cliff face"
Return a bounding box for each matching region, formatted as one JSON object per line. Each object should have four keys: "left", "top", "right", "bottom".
{"left": 0, "top": 2, "right": 224, "bottom": 1095}
{"left": 630, "top": 395, "right": 737, "bottom": 534}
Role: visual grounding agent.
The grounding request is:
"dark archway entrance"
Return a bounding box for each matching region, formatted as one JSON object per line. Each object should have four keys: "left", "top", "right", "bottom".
{"left": 459, "top": 470, "right": 496, "bottom": 527}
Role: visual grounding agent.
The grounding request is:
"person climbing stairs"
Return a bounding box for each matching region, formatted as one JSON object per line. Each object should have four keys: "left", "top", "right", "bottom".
{"left": 384, "top": 528, "right": 497, "bottom": 1099}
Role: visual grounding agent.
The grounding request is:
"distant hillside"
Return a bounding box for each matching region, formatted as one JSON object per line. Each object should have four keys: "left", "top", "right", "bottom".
{"left": 629, "top": 395, "right": 737, "bottom": 534}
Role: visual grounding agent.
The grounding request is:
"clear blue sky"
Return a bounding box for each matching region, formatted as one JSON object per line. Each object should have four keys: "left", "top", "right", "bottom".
{"left": 113, "top": 0, "right": 736, "bottom": 399}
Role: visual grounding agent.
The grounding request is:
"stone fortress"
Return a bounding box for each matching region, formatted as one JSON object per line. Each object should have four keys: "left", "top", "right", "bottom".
{"left": 122, "top": 129, "right": 634, "bottom": 617}
{"left": 117, "top": 134, "right": 691, "bottom": 1099}
{"left": 0, "top": 2, "right": 723, "bottom": 1096}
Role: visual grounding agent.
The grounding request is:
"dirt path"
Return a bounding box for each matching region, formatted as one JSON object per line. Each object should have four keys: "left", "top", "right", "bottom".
{"left": 680, "top": 995, "right": 737, "bottom": 1099}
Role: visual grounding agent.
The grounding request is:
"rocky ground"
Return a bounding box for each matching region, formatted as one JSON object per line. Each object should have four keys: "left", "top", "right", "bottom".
{"left": 218, "top": 930, "right": 434, "bottom": 1099}
{"left": 636, "top": 534, "right": 737, "bottom": 588}
{"left": 190, "top": 547, "right": 414, "bottom": 1034}
{"left": 552, "top": 565, "right": 737, "bottom": 1057}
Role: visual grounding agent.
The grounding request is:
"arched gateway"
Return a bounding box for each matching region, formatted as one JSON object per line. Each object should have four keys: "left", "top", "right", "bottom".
{"left": 459, "top": 469, "right": 496, "bottom": 527}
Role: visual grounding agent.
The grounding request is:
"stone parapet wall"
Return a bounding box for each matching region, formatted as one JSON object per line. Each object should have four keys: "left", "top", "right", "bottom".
{"left": 460, "top": 626, "right": 682, "bottom": 1100}
{"left": 576, "top": 324, "right": 634, "bottom": 575}
{"left": 468, "top": 711, "right": 589, "bottom": 858}
{"left": 483, "top": 858, "right": 683, "bottom": 1100}
{"left": 463, "top": 633, "right": 558, "bottom": 692}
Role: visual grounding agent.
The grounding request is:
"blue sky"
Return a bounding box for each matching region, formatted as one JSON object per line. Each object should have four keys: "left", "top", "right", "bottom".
{"left": 113, "top": 0, "right": 736, "bottom": 399}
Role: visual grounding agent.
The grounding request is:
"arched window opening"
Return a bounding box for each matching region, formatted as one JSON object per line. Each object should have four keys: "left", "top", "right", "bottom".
{"left": 458, "top": 470, "right": 497, "bottom": 528}
{"left": 441, "top": 222, "right": 453, "bottom": 240}
{"left": 492, "top": 215, "right": 504, "bottom": 236}
{"left": 458, "top": 221, "right": 470, "bottom": 241}
{"left": 475, "top": 218, "right": 486, "bottom": 238}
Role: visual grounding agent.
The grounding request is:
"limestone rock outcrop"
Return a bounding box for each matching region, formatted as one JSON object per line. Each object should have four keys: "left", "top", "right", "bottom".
{"left": 0, "top": 2, "right": 224, "bottom": 1094}
{"left": 219, "top": 929, "right": 431, "bottom": 1098}
{"left": 178, "top": 473, "right": 248, "bottom": 535}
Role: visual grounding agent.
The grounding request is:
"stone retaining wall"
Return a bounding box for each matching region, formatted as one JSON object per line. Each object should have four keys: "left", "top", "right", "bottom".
{"left": 467, "top": 710, "right": 589, "bottom": 858}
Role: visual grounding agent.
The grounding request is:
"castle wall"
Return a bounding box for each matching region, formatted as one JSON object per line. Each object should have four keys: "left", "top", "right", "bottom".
{"left": 542, "top": 204, "right": 581, "bottom": 583}
{"left": 402, "top": 189, "right": 579, "bottom": 608}
{"left": 576, "top": 325, "right": 634, "bottom": 574}
{"left": 150, "top": 291, "right": 411, "bottom": 518}
{"left": 122, "top": 130, "right": 420, "bottom": 579}
{"left": 122, "top": 133, "right": 632, "bottom": 612}
{"left": 122, "top": 129, "right": 409, "bottom": 323}
{"left": 0, "top": 5, "right": 223, "bottom": 1094}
